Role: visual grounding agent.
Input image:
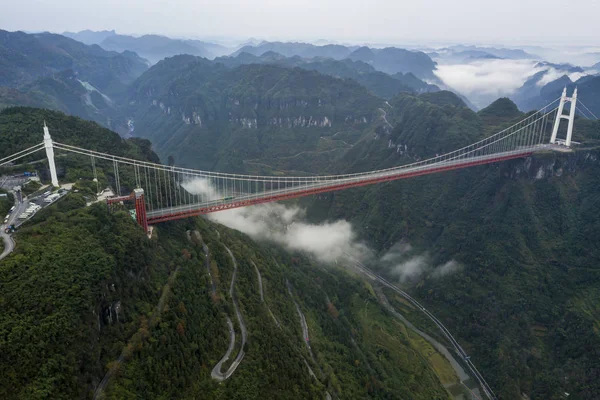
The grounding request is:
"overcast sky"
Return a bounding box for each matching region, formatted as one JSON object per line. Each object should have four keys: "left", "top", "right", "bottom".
{"left": 1, "top": 0, "right": 598, "bottom": 46}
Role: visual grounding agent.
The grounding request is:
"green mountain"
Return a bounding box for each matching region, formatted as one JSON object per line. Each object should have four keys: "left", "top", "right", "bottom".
{"left": 0, "top": 30, "right": 150, "bottom": 133}
{"left": 0, "top": 70, "right": 126, "bottom": 131}
{"left": 231, "top": 41, "right": 356, "bottom": 60}
{"left": 300, "top": 95, "right": 600, "bottom": 399}
{"left": 510, "top": 63, "right": 599, "bottom": 116}
{"left": 231, "top": 42, "right": 438, "bottom": 80}
{"left": 0, "top": 108, "right": 456, "bottom": 399}
{"left": 0, "top": 30, "right": 148, "bottom": 94}
{"left": 128, "top": 57, "right": 382, "bottom": 170}
{"left": 215, "top": 52, "right": 439, "bottom": 98}
{"left": 348, "top": 46, "right": 438, "bottom": 80}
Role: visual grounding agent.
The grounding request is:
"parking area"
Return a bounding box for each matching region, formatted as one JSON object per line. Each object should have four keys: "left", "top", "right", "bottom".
{"left": 3, "top": 187, "right": 70, "bottom": 232}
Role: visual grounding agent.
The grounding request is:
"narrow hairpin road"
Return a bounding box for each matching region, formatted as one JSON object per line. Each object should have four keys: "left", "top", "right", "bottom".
{"left": 286, "top": 280, "right": 315, "bottom": 360}
{"left": 211, "top": 246, "right": 247, "bottom": 381}
{"left": 252, "top": 260, "right": 280, "bottom": 327}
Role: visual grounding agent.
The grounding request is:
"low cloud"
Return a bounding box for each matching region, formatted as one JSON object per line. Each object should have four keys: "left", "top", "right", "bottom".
{"left": 434, "top": 59, "right": 540, "bottom": 107}
{"left": 380, "top": 242, "right": 462, "bottom": 282}
{"left": 536, "top": 69, "right": 589, "bottom": 87}
{"left": 431, "top": 260, "right": 462, "bottom": 278}
{"left": 182, "top": 178, "right": 370, "bottom": 263}
{"left": 434, "top": 59, "right": 596, "bottom": 109}
{"left": 182, "top": 178, "right": 462, "bottom": 275}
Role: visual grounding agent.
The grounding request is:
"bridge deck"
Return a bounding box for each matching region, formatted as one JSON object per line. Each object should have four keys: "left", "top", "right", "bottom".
{"left": 146, "top": 147, "right": 541, "bottom": 224}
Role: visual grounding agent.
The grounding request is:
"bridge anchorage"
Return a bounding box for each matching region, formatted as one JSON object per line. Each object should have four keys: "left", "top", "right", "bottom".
{"left": 1, "top": 89, "right": 590, "bottom": 234}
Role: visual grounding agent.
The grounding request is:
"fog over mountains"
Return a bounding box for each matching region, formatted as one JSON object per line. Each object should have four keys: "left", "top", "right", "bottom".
{"left": 55, "top": 30, "right": 600, "bottom": 114}
{"left": 2, "top": 20, "right": 600, "bottom": 400}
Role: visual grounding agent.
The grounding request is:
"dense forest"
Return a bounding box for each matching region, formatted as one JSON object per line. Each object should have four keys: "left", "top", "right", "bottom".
{"left": 0, "top": 109, "right": 459, "bottom": 399}
{"left": 302, "top": 94, "right": 600, "bottom": 399}
{"left": 0, "top": 184, "right": 454, "bottom": 400}
{"left": 2, "top": 27, "right": 600, "bottom": 399}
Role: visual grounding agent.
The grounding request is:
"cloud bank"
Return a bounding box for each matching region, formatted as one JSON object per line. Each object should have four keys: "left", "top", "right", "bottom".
{"left": 182, "top": 178, "right": 370, "bottom": 263}
{"left": 434, "top": 59, "right": 597, "bottom": 109}
{"left": 434, "top": 59, "right": 540, "bottom": 107}
{"left": 182, "top": 178, "right": 463, "bottom": 279}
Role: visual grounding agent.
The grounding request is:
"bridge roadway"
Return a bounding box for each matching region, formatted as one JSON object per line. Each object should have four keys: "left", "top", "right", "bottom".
{"left": 146, "top": 146, "right": 544, "bottom": 224}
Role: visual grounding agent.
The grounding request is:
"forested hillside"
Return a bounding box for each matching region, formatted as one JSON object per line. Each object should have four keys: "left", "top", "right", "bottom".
{"left": 128, "top": 58, "right": 383, "bottom": 170}
{"left": 0, "top": 30, "right": 150, "bottom": 132}
{"left": 301, "top": 94, "right": 600, "bottom": 399}
{"left": 0, "top": 108, "right": 465, "bottom": 399}
{"left": 214, "top": 52, "right": 439, "bottom": 98}
{"left": 0, "top": 107, "right": 157, "bottom": 162}
{"left": 230, "top": 42, "right": 438, "bottom": 80}
{"left": 0, "top": 30, "right": 147, "bottom": 92}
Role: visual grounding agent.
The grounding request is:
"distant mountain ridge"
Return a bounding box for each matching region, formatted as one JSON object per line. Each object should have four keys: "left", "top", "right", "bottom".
{"left": 63, "top": 29, "right": 116, "bottom": 45}
{"left": 100, "top": 34, "right": 231, "bottom": 64}
{"left": 0, "top": 30, "right": 150, "bottom": 133}
{"left": 232, "top": 41, "right": 357, "bottom": 60}
{"left": 128, "top": 56, "right": 384, "bottom": 169}
{"left": 431, "top": 45, "right": 538, "bottom": 63}
{"left": 214, "top": 52, "right": 439, "bottom": 98}
{"left": 0, "top": 30, "right": 148, "bottom": 92}
{"left": 511, "top": 62, "right": 600, "bottom": 117}
{"left": 231, "top": 41, "right": 438, "bottom": 80}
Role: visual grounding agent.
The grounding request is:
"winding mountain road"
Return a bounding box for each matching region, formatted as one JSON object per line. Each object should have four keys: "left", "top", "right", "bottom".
{"left": 211, "top": 246, "right": 247, "bottom": 381}
{"left": 252, "top": 260, "right": 281, "bottom": 327}
{"left": 0, "top": 228, "right": 15, "bottom": 260}
{"left": 210, "top": 316, "right": 236, "bottom": 381}
{"left": 344, "top": 253, "right": 496, "bottom": 400}
{"left": 286, "top": 280, "right": 315, "bottom": 358}
{"left": 202, "top": 243, "right": 216, "bottom": 295}
{"left": 0, "top": 191, "right": 21, "bottom": 261}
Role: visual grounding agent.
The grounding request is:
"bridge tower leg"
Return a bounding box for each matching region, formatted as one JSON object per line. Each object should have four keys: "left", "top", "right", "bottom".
{"left": 43, "top": 122, "right": 59, "bottom": 187}
{"left": 550, "top": 87, "right": 578, "bottom": 147}
{"left": 134, "top": 188, "right": 149, "bottom": 232}
{"left": 565, "top": 88, "right": 577, "bottom": 147}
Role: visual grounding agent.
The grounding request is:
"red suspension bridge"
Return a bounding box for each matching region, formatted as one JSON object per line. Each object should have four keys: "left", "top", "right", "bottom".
{"left": 0, "top": 89, "right": 589, "bottom": 233}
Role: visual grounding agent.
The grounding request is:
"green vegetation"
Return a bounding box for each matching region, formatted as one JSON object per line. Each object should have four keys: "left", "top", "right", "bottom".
{"left": 0, "top": 29, "right": 148, "bottom": 132}
{"left": 0, "top": 194, "right": 454, "bottom": 399}
{"left": 0, "top": 29, "right": 147, "bottom": 93}
{"left": 0, "top": 189, "right": 12, "bottom": 217}
{"left": 0, "top": 107, "right": 158, "bottom": 194}
{"left": 304, "top": 94, "right": 600, "bottom": 399}
{"left": 130, "top": 59, "right": 382, "bottom": 170}
{"left": 0, "top": 111, "right": 458, "bottom": 399}
{"left": 215, "top": 52, "right": 439, "bottom": 98}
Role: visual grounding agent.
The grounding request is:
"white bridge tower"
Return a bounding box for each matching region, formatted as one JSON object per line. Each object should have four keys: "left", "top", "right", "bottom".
{"left": 43, "top": 122, "right": 59, "bottom": 187}
{"left": 550, "top": 87, "right": 578, "bottom": 147}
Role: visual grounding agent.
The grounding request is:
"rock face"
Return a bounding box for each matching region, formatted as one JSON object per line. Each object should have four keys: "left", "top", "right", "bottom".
{"left": 511, "top": 149, "right": 599, "bottom": 180}
{"left": 148, "top": 97, "right": 372, "bottom": 130}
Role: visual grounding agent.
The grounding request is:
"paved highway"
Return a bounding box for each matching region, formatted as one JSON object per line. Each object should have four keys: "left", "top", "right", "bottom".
{"left": 0, "top": 190, "right": 23, "bottom": 260}
{"left": 286, "top": 279, "right": 316, "bottom": 362}
{"left": 344, "top": 254, "right": 496, "bottom": 400}
{"left": 252, "top": 260, "right": 280, "bottom": 327}
{"left": 0, "top": 225, "right": 15, "bottom": 260}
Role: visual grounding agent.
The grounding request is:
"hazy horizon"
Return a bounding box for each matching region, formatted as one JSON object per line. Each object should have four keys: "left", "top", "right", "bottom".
{"left": 1, "top": 0, "right": 599, "bottom": 47}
